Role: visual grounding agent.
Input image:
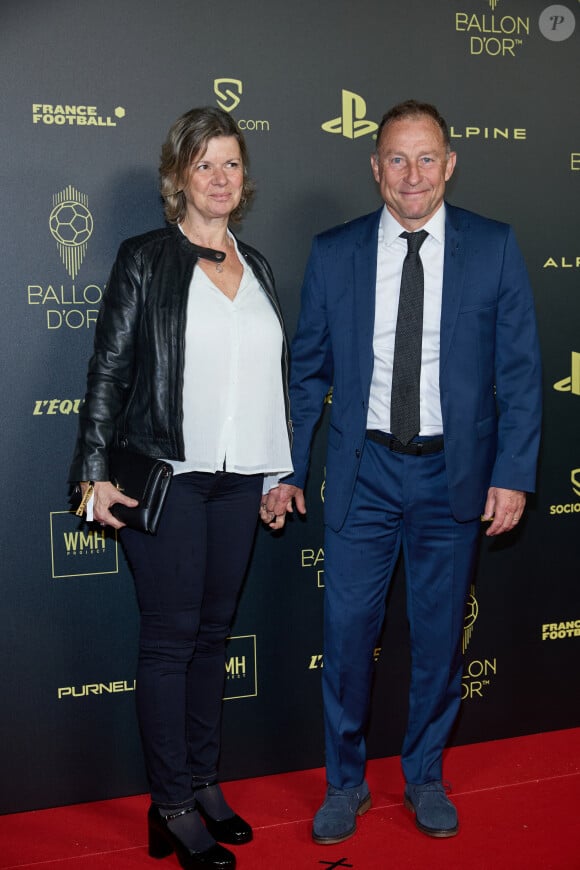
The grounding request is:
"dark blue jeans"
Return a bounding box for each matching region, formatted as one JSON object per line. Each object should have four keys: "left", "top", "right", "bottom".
{"left": 121, "top": 470, "right": 263, "bottom": 808}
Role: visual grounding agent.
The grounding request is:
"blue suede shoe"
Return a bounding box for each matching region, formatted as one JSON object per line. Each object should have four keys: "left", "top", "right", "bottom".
{"left": 404, "top": 781, "right": 459, "bottom": 838}
{"left": 312, "top": 781, "right": 372, "bottom": 845}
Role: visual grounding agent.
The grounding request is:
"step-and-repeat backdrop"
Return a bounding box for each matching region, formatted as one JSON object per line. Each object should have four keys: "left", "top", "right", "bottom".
{"left": 1, "top": 0, "right": 579, "bottom": 813}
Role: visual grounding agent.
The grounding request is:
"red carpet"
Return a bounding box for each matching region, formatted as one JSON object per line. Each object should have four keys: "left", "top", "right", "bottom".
{"left": 1, "top": 729, "right": 579, "bottom": 869}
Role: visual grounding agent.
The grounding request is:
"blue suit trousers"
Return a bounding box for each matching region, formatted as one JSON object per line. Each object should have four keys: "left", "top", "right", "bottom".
{"left": 323, "top": 436, "right": 480, "bottom": 788}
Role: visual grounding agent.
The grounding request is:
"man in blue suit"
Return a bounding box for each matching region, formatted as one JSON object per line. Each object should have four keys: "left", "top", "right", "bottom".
{"left": 263, "top": 100, "right": 541, "bottom": 843}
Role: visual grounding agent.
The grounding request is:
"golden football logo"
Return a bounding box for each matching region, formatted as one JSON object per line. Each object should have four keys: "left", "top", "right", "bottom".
{"left": 49, "top": 185, "right": 93, "bottom": 279}
{"left": 463, "top": 586, "right": 479, "bottom": 653}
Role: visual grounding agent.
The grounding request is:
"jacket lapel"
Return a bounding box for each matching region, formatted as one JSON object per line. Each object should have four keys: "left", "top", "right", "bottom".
{"left": 354, "top": 208, "right": 382, "bottom": 396}
{"left": 440, "top": 204, "right": 468, "bottom": 373}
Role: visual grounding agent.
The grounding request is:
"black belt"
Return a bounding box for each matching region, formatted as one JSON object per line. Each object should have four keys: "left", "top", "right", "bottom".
{"left": 366, "top": 430, "right": 444, "bottom": 456}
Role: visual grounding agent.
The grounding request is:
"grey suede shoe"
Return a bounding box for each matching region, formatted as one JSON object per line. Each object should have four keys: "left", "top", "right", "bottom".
{"left": 404, "top": 781, "right": 459, "bottom": 838}
{"left": 312, "top": 781, "right": 372, "bottom": 845}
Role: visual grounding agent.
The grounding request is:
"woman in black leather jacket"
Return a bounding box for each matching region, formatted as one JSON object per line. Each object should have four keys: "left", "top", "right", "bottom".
{"left": 70, "top": 107, "right": 292, "bottom": 870}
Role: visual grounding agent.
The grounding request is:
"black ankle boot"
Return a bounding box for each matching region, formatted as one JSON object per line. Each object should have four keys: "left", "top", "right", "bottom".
{"left": 147, "top": 804, "right": 236, "bottom": 868}
{"left": 193, "top": 782, "right": 253, "bottom": 845}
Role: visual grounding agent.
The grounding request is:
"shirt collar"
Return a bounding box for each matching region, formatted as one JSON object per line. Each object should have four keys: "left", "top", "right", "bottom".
{"left": 378, "top": 203, "right": 446, "bottom": 247}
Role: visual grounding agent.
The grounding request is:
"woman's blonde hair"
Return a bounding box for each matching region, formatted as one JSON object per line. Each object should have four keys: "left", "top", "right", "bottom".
{"left": 159, "top": 106, "right": 255, "bottom": 224}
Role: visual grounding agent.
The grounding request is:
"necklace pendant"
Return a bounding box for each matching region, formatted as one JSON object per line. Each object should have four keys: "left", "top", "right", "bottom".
{"left": 216, "top": 263, "right": 224, "bottom": 273}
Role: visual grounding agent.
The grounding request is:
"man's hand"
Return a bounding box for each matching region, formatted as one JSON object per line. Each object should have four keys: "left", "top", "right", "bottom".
{"left": 260, "top": 483, "right": 306, "bottom": 530}
{"left": 482, "top": 487, "right": 526, "bottom": 537}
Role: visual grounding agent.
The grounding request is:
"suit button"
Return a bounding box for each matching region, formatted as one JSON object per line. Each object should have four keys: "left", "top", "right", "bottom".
{"left": 355, "top": 449, "right": 361, "bottom": 458}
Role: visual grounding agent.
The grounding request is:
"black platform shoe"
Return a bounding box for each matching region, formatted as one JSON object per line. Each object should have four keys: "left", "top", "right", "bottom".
{"left": 193, "top": 783, "right": 253, "bottom": 845}
{"left": 147, "top": 805, "right": 236, "bottom": 869}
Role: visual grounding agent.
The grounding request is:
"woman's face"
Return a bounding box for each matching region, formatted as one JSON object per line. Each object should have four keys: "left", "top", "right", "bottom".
{"left": 182, "top": 135, "right": 244, "bottom": 224}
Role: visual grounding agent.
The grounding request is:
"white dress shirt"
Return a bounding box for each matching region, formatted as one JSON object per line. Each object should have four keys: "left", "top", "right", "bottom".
{"left": 167, "top": 236, "right": 293, "bottom": 488}
{"left": 366, "top": 204, "right": 445, "bottom": 436}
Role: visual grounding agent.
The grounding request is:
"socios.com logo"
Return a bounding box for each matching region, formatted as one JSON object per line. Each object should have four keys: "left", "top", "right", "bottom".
{"left": 548, "top": 469, "right": 580, "bottom": 516}
{"left": 49, "top": 185, "right": 93, "bottom": 279}
{"left": 213, "top": 79, "right": 270, "bottom": 132}
{"left": 214, "top": 78, "right": 242, "bottom": 112}
{"left": 322, "top": 90, "right": 378, "bottom": 140}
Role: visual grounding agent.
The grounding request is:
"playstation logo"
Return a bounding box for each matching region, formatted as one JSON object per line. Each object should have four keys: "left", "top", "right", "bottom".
{"left": 214, "top": 78, "right": 242, "bottom": 113}
{"left": 553, "top": 351, "right": 580, "bottom": 395}
{"left": 321, "top": 89, "right": 378, "bottom": 140}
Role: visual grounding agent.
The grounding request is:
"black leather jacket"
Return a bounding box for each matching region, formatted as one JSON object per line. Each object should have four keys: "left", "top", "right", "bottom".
{"left": 69, "top": 225, "right": 291, "bottom": 482}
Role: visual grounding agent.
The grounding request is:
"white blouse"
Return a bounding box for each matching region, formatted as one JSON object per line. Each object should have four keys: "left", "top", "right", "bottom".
{"left": 167, "top": 238, "right": 293, "bottom": 490}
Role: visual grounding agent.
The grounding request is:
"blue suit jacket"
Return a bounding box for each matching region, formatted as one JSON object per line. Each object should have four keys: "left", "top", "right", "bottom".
{"left": 285, "top": 204, "right": 542, "bottom": 530}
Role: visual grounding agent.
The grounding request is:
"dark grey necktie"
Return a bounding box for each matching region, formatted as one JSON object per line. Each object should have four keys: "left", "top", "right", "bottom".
{"left": 390, "top": 230, "right": 428, "bottom": 445}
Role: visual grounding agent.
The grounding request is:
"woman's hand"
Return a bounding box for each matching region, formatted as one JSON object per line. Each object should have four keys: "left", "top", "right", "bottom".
{"left": 259, "top": 484, "right": 306, "bottom": 530}
{"left": 82, "top": 480, "right": 139, "bottom": 529}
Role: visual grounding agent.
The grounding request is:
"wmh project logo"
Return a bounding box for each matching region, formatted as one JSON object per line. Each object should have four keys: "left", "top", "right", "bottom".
{"left": 223, "top": 635, "right": 257, "bottom": 700}
{"left": 50, "top": 511, "right": 119, "bottom": 579}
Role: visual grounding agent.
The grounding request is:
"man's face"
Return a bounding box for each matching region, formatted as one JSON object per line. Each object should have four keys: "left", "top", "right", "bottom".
{"left": 371, "top": 115, "right": 456, "bottom": 231}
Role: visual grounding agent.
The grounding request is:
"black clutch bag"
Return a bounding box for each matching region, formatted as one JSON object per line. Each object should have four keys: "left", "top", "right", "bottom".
{"left": 109, "top": 447, "right": 173, "bottom": 534}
